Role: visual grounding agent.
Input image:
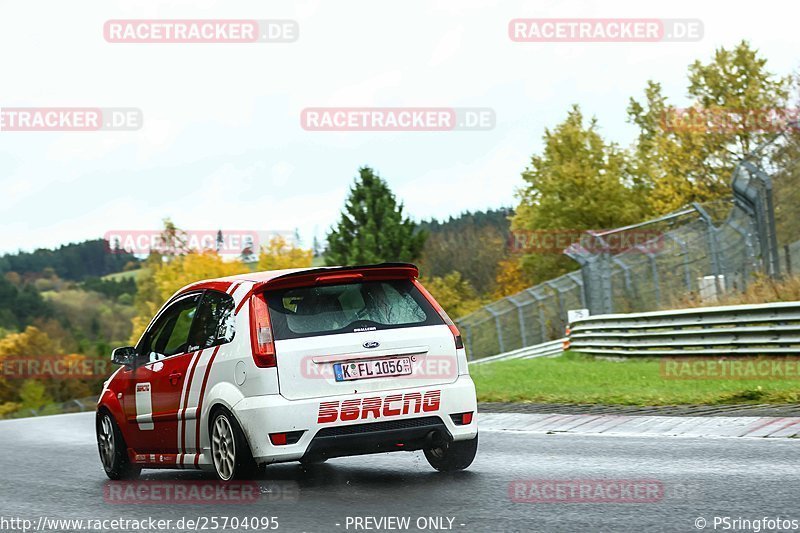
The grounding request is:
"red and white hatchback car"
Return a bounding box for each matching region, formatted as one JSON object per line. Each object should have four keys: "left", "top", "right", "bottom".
{"left": 96, "top": 263, "right": 478, "bottom": 481}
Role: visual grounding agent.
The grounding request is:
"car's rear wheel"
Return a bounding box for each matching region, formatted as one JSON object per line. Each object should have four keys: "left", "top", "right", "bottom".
{"left": 96, "top": 411, "right": 141, "bottom": 480}
{"left": 424, "top": 433, "right": 478, "bottom": 472}
{"left": 210, "top": 408, "right": 258, "bottom": 481}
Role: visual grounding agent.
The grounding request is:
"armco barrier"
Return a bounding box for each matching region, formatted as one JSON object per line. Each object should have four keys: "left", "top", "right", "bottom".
{"left": 569, "top": 301, "right": 800, "bottom": 356}
{"left": 469, "top": 338, "right": 565, "bottom": 365}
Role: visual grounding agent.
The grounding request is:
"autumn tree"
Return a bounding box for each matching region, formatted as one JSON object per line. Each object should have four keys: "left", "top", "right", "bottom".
{"left": 419, "top": 272, "right": 483, "bottom": 320}
{"left": 492, "top": 258, "right": 530, "bottom": 299}
{"left": 129, "top": 221, "right": 251, "bottom": 343}
{"left": 511, "top": 105, "right": 650, "bottom": 285}
{"left": 628, "top": 40, "right": 792, "bottom": 214}
{"left": 157, "top": 218, "right": 189, "bottom": 258}
{"left": 257, "top": 236, "right": 313, "bottom": 271}
{"left": 0, "top": 326, "right": 79, "bottom": 411}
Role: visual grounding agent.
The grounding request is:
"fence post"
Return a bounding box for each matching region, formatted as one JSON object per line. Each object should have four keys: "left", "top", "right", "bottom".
{"left": 786, "top": 244, "right": 793, "bottom": 275}
{"left": 527, "top": 288, "right": 548, "bottom": 344}
{"left": 612, "top": 257, "right": 633, "bottom": 295}
{"left": 665, "top": 233, "right": 692, "bottom": 293}
{"left": 464, "top": 324, "right": 473, "bottom": 359}
{"left": 727, "top": 217, "right": 757, "bottom": 289}
{"left": 733, "top": 161, "right": 781, "bottom": 278}
{"left": 567, "top": 271, "right": 586, "bottom": 308}
{"left": 506, "top": 295, "right": 527, "bottom": 348}
{"left": 545, "top": 280, "right": 566, "bottom": 332}
{"left": 486, "top": 307, "right": 506, "bottom": 354}
{"left": 565, "top": 243, "right": 606, "bottom": 316}
{"left": 589, "top": 232, "right": 616, "bottom": 315}
{"left": 693, "top": 202, "right": 724, "bottom": 296}
{"left": 694, "top": 203, "right": 720, "bottom": 274}
{"left": 636, "top": 245, "right": 661, "bottom": 308}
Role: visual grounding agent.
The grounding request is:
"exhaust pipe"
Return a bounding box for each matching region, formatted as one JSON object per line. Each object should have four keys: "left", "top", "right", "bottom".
{"left": 424, "top": 430, "right": 448, "bottom": 448}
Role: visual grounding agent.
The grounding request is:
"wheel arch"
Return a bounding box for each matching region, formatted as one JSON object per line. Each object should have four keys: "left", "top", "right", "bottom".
{"left": 201, "top": 382, "right": 251, "bottom": 458}
{"left": 97, "top": 388, "right": 124, "bottom": 426}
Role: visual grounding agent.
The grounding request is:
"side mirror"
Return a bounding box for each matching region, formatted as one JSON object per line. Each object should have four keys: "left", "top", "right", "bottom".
{"left": 111, "top": 346, "right": 137, "bottom": 367}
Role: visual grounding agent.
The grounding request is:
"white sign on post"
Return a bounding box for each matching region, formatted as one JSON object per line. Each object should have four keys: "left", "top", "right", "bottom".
{"left": 567, "top": 308, "right": 590, "bottom": 324}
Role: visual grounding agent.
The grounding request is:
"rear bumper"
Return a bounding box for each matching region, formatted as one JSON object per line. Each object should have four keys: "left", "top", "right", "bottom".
{"left": 303, "top": 416, "right": 451, "bottom": 461}
{"left": 232, "top": 375, "right": 478, "bottom": 464}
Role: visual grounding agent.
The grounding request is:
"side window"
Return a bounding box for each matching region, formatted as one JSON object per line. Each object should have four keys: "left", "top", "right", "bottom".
{"left": 189, "top": 290, "right": 236, "bottom": 350}
{"left": 139, "top": 293, "right": 202, "bottom": 362}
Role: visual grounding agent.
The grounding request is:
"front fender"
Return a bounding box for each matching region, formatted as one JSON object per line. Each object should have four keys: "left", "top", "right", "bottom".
{"left": 97, "top": 386, "right": 122, "bottom": 417}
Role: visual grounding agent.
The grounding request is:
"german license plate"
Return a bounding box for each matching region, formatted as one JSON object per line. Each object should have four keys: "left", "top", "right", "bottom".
{"left": 334, "top": 357, "right": 412, "bottom": 382}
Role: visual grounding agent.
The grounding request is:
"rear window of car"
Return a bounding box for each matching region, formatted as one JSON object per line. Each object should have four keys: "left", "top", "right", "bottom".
{"left": 265, "top": 279, "right": 443, "bottom": 340}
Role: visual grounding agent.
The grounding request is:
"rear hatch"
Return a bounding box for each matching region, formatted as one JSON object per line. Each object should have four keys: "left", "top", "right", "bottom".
{"left": 261, "top": 269, "right": 459, "bottom": 401}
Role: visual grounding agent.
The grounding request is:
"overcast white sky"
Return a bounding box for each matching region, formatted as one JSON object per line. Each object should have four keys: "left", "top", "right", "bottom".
{"left": 0, "top": 0, "right": 797, "bottom": 254}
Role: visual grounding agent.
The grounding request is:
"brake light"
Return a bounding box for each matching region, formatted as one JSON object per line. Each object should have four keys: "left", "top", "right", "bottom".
{"left": 314, "top": 272, "right": 364, "bottom": 284}
{"left": 250, "top": 293, "right": 276, "bottom": 368}
{"left": 413, "top": 279, "right": 464, "bottom": 350}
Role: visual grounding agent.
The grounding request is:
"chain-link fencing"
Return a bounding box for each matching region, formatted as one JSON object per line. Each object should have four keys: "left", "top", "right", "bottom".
{"left": 457, "top": 127, "right": 800, "bottom": 360}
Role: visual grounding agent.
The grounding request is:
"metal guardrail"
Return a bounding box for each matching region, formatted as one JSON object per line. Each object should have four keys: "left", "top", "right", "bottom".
{"left": 569, "top": 301, "right": 800, "bottom": 356}
{"left": 469, "top": 338, "right": 565, "bottom": 365}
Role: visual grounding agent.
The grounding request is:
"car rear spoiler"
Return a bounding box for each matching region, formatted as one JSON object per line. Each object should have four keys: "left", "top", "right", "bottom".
{"left": 254, "top": 262, "right": 420, "bottom": 292}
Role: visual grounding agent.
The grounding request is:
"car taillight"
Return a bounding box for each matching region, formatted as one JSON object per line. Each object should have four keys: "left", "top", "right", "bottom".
{"left": 413, "top": 279, "right": 464, "bottom": 350}
{"left": 450, "top": 412, "right": 474, "bottom": 426}
{"left": 269, "top": 431, "right": 304, "bottom": 446}
{"left": 250, "top": 293, "right": 276, "bottom": 368}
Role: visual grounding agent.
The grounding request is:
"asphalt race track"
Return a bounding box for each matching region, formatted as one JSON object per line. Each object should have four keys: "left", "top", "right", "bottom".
{"left": 1, "top": 412, "right": 799, "bottom": 532}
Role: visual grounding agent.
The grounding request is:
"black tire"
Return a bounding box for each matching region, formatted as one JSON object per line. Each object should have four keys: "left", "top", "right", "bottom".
{"left": 96, "top": 410, "right": 141, "bottom": 480}
{"left": 424, "top": 433, "right": 478, "bottom": 472}
{"left": 209, "top": 407, "right": 259, "bottom": 481}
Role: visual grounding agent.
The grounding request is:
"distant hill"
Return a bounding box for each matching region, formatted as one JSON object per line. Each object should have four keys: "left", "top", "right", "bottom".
{"left": 417, "top": 208, "right": 512, "bottom": 236}
{"left": 417, "top": 208, "right": 513, "bottom": 295}
{"left": 0, "top": 239, "right": 140, "bottom": 281}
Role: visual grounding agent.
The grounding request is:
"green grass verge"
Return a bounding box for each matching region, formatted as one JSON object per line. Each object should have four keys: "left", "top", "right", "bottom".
{"left": 472, "top": 351, "right": 800, "bottom": 405}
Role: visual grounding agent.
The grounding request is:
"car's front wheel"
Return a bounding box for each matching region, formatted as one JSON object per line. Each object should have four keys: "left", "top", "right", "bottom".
{"left": 210, "top": 408, "right": 259, "bottom": 481}
{"left": 424, "top": 433, "right": 478, "bottom": 472}
{"left": 96, "top": 411, "right": 141, "bottom": 480}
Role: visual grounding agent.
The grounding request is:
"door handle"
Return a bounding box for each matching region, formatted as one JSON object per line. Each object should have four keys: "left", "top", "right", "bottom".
{"left": 169, "top": 371, "right": 183, "bottom": 385}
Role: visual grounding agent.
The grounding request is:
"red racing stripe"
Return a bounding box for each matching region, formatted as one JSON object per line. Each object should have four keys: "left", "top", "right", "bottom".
{"left": 179, "top": 349, "right": 203, "bottom": 456}
{"left": 194, "top": 345, "right": 222, "bottom": 466}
